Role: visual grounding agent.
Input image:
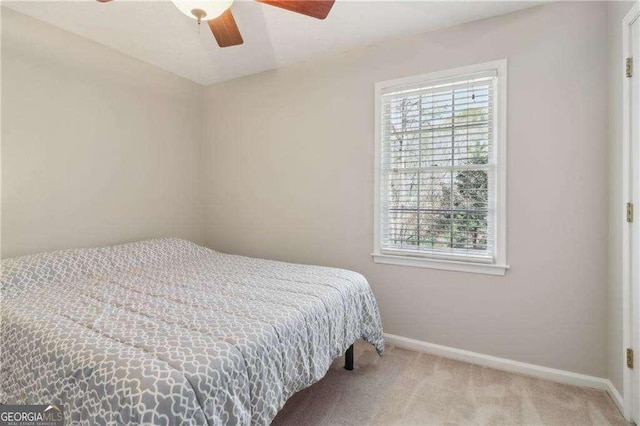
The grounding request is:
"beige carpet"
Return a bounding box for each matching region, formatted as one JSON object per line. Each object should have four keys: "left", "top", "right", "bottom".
{"left": 272, "top": 341, "right": 628, "bottom": 426}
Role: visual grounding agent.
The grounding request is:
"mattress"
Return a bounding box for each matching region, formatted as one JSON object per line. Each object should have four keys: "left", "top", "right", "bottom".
{"left": 0, "top": 238, "right": 384, "bottom": 425}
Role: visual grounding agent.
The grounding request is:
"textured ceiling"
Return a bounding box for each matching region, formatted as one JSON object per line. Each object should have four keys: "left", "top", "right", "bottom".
{"left": 3, "top": 1, "right": 543, "bottom": 86}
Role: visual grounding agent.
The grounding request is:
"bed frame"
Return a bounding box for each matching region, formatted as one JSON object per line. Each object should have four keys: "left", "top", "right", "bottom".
{"left": 344, "top": 344, "right": 354, "bottom": 371}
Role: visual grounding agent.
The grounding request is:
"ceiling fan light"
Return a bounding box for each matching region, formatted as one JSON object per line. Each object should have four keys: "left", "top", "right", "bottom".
{"left": 170, "top": 0, "right": 234, "bottom": 21}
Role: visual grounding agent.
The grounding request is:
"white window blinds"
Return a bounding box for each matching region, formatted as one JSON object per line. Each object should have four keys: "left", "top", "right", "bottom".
{"left": 378, "top": 70, "right": 499, "bottom": 263}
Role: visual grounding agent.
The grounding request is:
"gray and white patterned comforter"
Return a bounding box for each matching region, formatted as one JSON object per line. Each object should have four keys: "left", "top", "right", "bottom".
{"left": 0, "top": 238, "right": 384, "bottom": 425}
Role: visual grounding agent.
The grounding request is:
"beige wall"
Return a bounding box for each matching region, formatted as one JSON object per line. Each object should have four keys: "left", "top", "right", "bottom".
{"left": 607, "top": 0, "right": 636, "bottom": 397}
{"left": 202, "top": 2, "right": 610, "bottom": 377}
{"left": 1, "top": 8, "right": 205, "bottom": 258}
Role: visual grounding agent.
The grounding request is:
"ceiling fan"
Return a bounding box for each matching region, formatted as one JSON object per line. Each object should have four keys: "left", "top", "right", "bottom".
{"left": 96, "top": 0, "right": 336, "bottom": 48}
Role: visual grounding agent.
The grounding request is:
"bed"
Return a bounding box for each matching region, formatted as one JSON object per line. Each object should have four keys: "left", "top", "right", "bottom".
{"left": 0, "top": 238, "right": 384, "bottom": 425}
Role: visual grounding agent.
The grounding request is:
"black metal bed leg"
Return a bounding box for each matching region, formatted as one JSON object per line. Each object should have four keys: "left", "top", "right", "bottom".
{"left": 344, "top": 344, "right": 354, "bottom": 371}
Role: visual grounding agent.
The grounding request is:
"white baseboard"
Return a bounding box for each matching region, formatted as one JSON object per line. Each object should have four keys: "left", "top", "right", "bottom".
{"left": 384, "top": 333, "right": 624, "bottom": 414}
{"left": 605, "top": 379, "right": 625, "bottom": 415}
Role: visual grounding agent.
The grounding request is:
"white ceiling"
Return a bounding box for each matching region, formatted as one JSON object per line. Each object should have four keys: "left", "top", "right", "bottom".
{"left": 3, "top": 1, "right": 543, "bottom": 86}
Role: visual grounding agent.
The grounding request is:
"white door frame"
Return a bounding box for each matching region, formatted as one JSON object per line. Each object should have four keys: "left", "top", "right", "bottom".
{"left": 623, "top": 3, "right": 640, "bottom": 422}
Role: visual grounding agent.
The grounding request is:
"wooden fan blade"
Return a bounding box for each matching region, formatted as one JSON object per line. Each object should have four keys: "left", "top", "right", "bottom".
{"left": 208, "top": 9, "right": 244, "bottom": 48}
{"left": 255, "top": 0, "right": 335, "bottom": 20}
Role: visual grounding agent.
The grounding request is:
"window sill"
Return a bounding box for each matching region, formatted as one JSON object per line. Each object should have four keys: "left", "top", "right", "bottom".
{"left": 371, "top": 253, "right": 509, "bottom": 276}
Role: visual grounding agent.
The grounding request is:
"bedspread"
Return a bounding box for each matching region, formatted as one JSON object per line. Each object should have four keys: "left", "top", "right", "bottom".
{"left": 0, "top": 238, "right": 384, "bottom": 425}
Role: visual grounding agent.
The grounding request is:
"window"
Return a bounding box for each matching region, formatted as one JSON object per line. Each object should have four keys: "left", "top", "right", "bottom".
{"left": 373, "top": 60, "right": 508, "bottom": 275}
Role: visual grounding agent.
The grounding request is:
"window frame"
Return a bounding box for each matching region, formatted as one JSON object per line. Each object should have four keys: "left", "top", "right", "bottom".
{"left": 372, "top": 60, "right": 508, "bottom": 276}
